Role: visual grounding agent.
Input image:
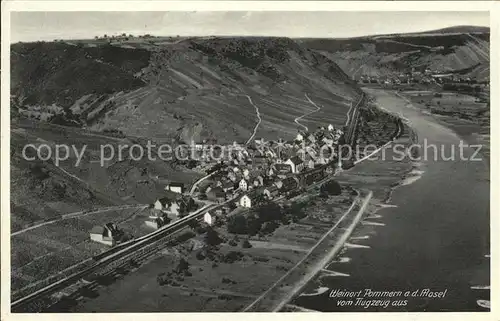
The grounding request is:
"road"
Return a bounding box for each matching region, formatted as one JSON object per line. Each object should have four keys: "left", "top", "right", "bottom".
{"left": 294, "top": 93, "right": 322, "bottom": 131}
{"left": 296, "top": 88, "right": 490, "bottom": 312}
{"left": 243, "top": 194, "right": 371, "bottom": 312}
{"left": 244, "top": 94, "right": 262, "bottom": 145}
{"left": 11, "top": 204, "right": 148, "bottom": 236}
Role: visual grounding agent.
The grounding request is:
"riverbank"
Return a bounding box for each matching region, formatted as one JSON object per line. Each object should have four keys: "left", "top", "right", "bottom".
{"left": 60, "top": 184, "right": 357, "bottom": 312}
{"left": 293, "top": 88, "right": 490, "bottom": 312}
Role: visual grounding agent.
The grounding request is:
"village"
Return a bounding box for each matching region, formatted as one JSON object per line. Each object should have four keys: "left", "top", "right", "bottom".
{"left": 88, "top": 124, "right": 346, "bottom": 246}
{"left": 358, "top": 67, "right": 489, "bottom": 90}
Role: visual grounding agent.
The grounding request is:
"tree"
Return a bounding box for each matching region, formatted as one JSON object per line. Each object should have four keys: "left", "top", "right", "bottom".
{"left": 320, "top": 180, "right": 342, "bottom": 197}
{"left": 246, "top": 215, "right": 262, "bottom": 236}
{"left": 227, "top": 215, "right": 248, "bottom": 234}
{"left": 257, "top": 202, "right": 282, "bottom": 222}
{"left": 175, "top": 258, "right": 190, "bottom": 274}
{"left": 261, "top": 221, "right": 278, "bottom": 234}
{"left": 204, "top": 227, "right": 222, "bottom": 246}
{"left": 241, "top": 239, "right": 252, "bottom": 248}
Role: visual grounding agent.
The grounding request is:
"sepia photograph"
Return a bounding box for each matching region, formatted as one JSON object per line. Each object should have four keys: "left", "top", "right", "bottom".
{"left": 2, "top": 2, "right": 495, "bottom": 315}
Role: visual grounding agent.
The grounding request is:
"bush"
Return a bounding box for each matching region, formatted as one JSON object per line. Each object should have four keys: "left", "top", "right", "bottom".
{"left": 320, "top": 180, "right": 342, "bottom": 197}
{"left": 227, "top": 215, "right": 248, "bottom": 234}
{"left": 257, "top": 203, "right": 283, "bottom": 222}
{"left": 246, "top": 215, "right": 262, "bottom": 236}
{"left": 261, "top": 221, "right": 279, "bottom": 234}
{"left": 204, "top": 227, "right": 223, "bottom": 246}
{"left": 174, "top": 258, "right": 190, "bottom": 274}
{"left": 241, "top": 239, "right": 252, "bottom": 248}
{"left": 221, "top": 251, "right": 244, "bottom": 263}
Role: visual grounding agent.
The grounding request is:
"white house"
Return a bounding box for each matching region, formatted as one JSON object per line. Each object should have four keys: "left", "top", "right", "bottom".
{"left": 239, "top": 178, "right": 249, "bottom": 191}
{"left": 307, "top": 134, "right": 316, "bottom": 144}
{"left": 165, "top": 182, "right": 185, "bottom": 194}
{"left": 296, "top": 133, "right": 304, "bottom": 142}
{"left": 239, "top": 194, "right": 252, "bottom": 208}
{"left": 285, "top": 156, "right": 305, "bottom": 173}
{"left": 204, "top": 212, "right": 216, "bottom": 226}
{"left": 145, "top": 216, "right": 168, "bottom": 230}
{"left": 154, "top": 198, "right": 170, "bottom": 211}
{"left": 322, "top": 136, "right": 334, "bottom": 147}
{"left": 328, "top": 124, "right": 334, "bottom": 131}
{"left": 89, "top": 223, "right": 121, "bottom": 246}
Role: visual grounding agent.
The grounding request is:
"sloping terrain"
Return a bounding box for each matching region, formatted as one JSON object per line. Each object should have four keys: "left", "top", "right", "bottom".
{"left": 300, "top": 27, "right": 489, "bottom": 81}
{"left": 10, "top": 36, "right": 360, "bottom": 230}
{"left": 11, "top": 37, "right": 360, "bottom": 144}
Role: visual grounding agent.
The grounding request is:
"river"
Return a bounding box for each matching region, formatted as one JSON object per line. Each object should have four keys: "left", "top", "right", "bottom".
{"left": 294, "top": 88, "right": 490, "bottom": 312}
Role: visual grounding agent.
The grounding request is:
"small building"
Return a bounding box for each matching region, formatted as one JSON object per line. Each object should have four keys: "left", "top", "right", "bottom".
{"left": 285, "top": 156, "right": 305, "bottom": 173}
{"left": 204, "top": 211, "right": 216, "bottom": 226}
{"left": 328, "top": 124, "right": 334, "bottom": 131}
{"left": 153, "top": 196, "right": 195, "bottom": 217}
{"left": 322, "top": 136, "right": 334, "bottom": 147}
{"left": 239, "top": 178, "right": 249, "bottom": 191}
{"left": 89, "top": 223, "right": 121, "bottom": 246}
{"left": 252, "top": 154, "right": 268, "bottom": 167}
{"left": 165, "top": 182, "right": 185, "bottom": 194}
{"left": 145, "top": 216, "right": 168, "bottom": 230}
{"left": 263, "top": 186, "right": 280, "bottom": 200}
{"left": 207, "top": 187, "right": 226, "bottom": 203}
{"left": 227, "top": 171, "right": 237, "bottom": 182}
{"left": 275, "top": 163, "right": 292, "bottom": 175}
{"left": 296, "top": 133, "right": 304, "bottom": 142}
{"left": 154, "top": 197, "right": 171, "bottom": 212}
{"left": 221, "top": 181, "right": 235, "bottom": 193}
{"left": 280, "top": 176, "right": 300, "bottom": 192}
{"left": 274, "top": 180, "right": 284, "bottom": 189}
{"left": 307, "top": 159, "right": 315, "bottom": 169}
{"left": 239, "top": 194, "right": 252, "bottom": 208}
{"left": 307, "top": 134, "right": 316, "bottom": 144}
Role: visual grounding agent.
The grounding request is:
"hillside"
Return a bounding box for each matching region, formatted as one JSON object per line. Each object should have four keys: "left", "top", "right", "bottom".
{"left": 300, "top": 29, "right": 490, "bottom": 81}
{"left": 10, "top": 36, "right": 360, "bottom": 231}
{"left": 11, "top": 37, "right": 360, "bottom": 144}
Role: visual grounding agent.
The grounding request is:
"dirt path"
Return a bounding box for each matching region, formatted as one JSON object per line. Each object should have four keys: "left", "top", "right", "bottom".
{"left": 294, "top": 93, "right": 322, "bottom": 131}
{"left": 244, "top": 94, "right": 262, "bottom": 145}
{"left": 242, "top": 192, "right": 370, "bottom": 312}
{"left": 11, "top": 204, "right": 147, "bottom": 236}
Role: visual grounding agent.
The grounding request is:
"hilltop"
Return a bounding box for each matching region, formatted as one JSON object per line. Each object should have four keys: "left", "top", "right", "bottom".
{"left": 299, "top": 26, "right": 489, "bottom": 81}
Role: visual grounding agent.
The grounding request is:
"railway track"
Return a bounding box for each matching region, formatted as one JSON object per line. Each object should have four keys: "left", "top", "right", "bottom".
{"left": 11, "top": 202, "right": 223, "bottom": 312}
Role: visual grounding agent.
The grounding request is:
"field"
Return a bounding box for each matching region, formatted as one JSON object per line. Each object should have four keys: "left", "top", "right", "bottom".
{"left": 399, "top": 90, "right": 490, "bottom": 160}
{"left": 59, "top": 189, "right": 358, "bottom": 312}
{"left": 11, "top": 207, "right": 149, "bottom": 295}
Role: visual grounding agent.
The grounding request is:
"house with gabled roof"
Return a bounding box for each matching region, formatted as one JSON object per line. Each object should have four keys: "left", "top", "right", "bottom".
{"left": 89, "top": 223, "right": 122, "bottom": 246}
{"left": 285, "top": 156, "right": 304, "bottom": 173}
{"left": 263, "top": 186, "right": 280, "bottom": 200}
{"left": 204, "top": 211, "right": 216, "bottom": 226}
{"left": 207, "top": 187, "right": 226, "bottom": 203}
{"left": 165, "top": 182, "right": 185, "bottom": 194}
{"left": 239, "top": 178, "right": 249, "bottom": 191}
{"left": 238, "top": 194, "right": 252, "bottom": 208}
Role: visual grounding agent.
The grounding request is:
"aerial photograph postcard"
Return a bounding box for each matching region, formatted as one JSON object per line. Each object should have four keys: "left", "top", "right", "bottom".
{"left": 4, "top": 6, "right": 492, "bottom": 313}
